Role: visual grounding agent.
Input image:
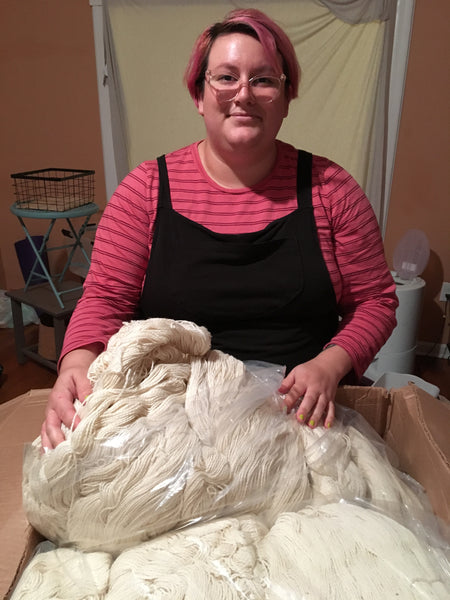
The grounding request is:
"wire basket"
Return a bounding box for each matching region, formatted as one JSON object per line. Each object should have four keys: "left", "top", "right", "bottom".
{"left": 11, "top": 168, "right": 95, "bottom": 212}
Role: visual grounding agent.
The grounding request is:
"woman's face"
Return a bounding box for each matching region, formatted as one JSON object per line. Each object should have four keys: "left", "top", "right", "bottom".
{"left": 197, "top": 33, "right": 289, "bottom": 156}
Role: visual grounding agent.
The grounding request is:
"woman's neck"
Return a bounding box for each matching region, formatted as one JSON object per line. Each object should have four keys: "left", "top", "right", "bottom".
{"left": 198, "top": 139, "right": 278, "bottom": 188}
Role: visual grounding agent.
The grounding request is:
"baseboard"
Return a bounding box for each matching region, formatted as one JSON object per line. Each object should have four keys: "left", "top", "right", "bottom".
{"left": 417, "top": 342, "right": 450, "bottom": 360}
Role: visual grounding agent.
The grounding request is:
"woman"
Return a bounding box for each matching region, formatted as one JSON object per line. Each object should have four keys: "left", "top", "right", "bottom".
{"left": 42, "top": 9, "right": 398, "bottom": 449}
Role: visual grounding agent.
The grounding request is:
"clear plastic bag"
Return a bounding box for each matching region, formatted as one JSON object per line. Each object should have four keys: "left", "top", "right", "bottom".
{"left": 23, "top": 330, "right": 310, "bottom": 554}
{"left": 13, "top": 505, "right": 449, "bottom": 600}
{"left": 19, "top": 318, "right": 450, "bottom": 599}
{"left": 0, "top": 290, "right": 39, "bottom": 328}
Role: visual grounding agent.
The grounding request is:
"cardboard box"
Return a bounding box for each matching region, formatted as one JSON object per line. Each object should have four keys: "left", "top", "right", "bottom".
{"left": 1, "top": 384, "right": 449, "bottom": 599}
{"left": 1, "top": 390, "right": 47, "bottom": 600}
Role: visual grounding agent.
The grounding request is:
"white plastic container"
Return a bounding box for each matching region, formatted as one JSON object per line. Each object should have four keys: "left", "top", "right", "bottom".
{"left": 373, "top": 371, "right": 440, "bottom": 398}
{"left": 365, "top": 274, "right": 425, "bottom": 381}
{"left": 365, "top": 229, "right": 430, "bottom": 381}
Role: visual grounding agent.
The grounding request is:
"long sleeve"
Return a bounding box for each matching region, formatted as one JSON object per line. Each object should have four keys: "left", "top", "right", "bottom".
{"left": 313, "top": 156, "right": 398, "bottom": 379}
{"left": 60, "top": 162, "right": 159, "bottom": 359}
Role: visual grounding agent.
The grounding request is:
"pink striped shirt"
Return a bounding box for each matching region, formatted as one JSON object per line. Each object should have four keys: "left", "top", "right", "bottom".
{"left": 62, "top": 141, "right": 398, "bottom": 378}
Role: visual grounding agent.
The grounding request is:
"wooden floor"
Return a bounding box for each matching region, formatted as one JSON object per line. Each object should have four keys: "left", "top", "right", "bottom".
{"left": 0, "top": 324, "right": 449, "bottom": 404}
{"left": 0, "top": 325, "right": 57, "bottom": 403}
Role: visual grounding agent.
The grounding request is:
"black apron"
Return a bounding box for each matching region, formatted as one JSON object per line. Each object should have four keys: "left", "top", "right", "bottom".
{"left": 139, "top": 150, "right": 338, "bottom": 373}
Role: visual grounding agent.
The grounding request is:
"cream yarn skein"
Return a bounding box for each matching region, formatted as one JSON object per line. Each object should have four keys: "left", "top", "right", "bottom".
{"left": 259, "top": 503, "right": 449, "bottom": 600}
{"left": 23, "top": 319, "right": 310, "bottom": 553}
{"left": 12, "top": 505, "right": 448, "bottom": 600}
{"left": 10, "top": 545, "right": 112, "bottom": 600}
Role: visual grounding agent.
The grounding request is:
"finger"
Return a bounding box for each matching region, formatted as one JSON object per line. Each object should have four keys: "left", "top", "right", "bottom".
{"left": 49, "top": 387, "right": 83, "bottom": 429}
{"left": 42, "top": 409, "right": 66, "bottom": 449}
{"left": 294, "top": 393, "right": 318, "bottom": 424}
{"left": 284, "top": 388, "right": 307, "bottom": 412}
{"left": 281, "top": 378, "right": 307, "bottom": 411}
{"left": 77, "top": 383, "right": 93, "bottom": 405}
{"left": 324, "top": 400, "right": 335, "bottom": 429}
{"left": 278, "top": 372, "right": 295, "bottom": 395}
{"left": 306, "top": 396, "right": 333, "bottom": 429}
{"left": 296, "top": 394, "right": 328, "bottom": 428}
{"left": 59, "top": 401, "right": 79, "bottom": 430}
{"left": 40, "top": 422, "right": 53, "bottom": 452}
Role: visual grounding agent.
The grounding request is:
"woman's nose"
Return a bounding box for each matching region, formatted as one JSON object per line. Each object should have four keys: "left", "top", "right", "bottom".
{"left": 234, "top": 81, "right": 255, "bottom": 102}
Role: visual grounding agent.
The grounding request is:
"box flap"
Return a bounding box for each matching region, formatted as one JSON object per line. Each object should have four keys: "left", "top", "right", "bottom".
{"left": 384, "top": 384, "right": 450, "bottom": 524}
{"left": 335, "top": 385, "right": 391, "bottom": 436}
{"left": 0, "top": 389, "right": 50, "bottom": 600}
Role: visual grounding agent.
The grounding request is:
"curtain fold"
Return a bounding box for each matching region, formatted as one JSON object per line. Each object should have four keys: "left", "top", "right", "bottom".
{"left": 316, "top": 0, "right": 393, "bottom": 23}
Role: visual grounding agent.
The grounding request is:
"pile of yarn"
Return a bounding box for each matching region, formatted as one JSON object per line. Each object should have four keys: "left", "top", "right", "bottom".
{"left": 15, "top": 318, "right": 448, "bottom": 599}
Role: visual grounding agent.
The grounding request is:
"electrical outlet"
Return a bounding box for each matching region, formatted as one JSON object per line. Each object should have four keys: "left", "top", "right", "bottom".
{"left": 439, "top": 282, "right": 450, "bottom": 301}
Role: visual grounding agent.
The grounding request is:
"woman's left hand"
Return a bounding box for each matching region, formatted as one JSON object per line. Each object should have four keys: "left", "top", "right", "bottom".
{"left": 278, "top": 345, "right": 353, "bottom": 429}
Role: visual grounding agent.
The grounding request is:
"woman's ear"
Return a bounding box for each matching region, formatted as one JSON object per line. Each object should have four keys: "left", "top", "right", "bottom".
{"left": 197, "top": 97, "right": 204, "bottom": 116}
{"left": 283, "top": 97, "right": 290, "bottom": 119}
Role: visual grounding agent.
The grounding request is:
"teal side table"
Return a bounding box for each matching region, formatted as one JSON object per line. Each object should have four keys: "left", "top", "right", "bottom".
{"left": 10, "top": 202, "right": 99, "bottom": 308}
{"left": 6, "top": 283, "right": 83, "bottom": 370}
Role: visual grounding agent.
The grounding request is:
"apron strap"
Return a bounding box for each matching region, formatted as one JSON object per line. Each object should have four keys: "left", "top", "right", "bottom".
{"left": 296, "top": 150, "right": 312, "bottom": 209}
{"left": 156, "top": 155, "right": 170, "bottom": 210}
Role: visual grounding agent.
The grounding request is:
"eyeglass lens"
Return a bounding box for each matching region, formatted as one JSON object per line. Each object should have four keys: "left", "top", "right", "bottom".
{"left": 207, "top": 73, "right": 284, "bottom": 103}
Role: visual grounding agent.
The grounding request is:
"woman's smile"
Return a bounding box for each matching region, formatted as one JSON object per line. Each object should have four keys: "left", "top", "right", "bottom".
{"left": 228, "top": 111, "right": 260, "bottom": 121}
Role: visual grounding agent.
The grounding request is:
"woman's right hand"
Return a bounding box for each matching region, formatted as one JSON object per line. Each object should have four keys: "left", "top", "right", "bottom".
{"left": 41, "top": 344, "right": 102, "bottom": 450}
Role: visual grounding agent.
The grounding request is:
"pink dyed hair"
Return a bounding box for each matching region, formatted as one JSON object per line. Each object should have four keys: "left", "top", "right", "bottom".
{"left": 184, "top": 8, "right": 300, "bottom": 106}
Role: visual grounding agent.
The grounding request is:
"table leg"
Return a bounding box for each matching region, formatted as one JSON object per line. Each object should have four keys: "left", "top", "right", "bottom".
{"left": 59, "top": 215, "right": 93, "bottom": 282}
{"left": 9, "top": 298, "right": 26, "bottom": 364}
{"left": 53, "top": 317, "right": 67, "bottom": 361}
{"left": 17, "top": 216, "right": 56, "bottom": 290}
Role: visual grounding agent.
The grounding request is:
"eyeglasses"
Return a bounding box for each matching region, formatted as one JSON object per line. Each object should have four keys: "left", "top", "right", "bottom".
{"left": 205, "top": 70, "right": 286, "bottom": 103}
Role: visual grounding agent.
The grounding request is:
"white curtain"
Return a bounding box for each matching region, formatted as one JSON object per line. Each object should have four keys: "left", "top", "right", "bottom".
{"left": 101, "top": 0, "right": 403, "bottom": 225}
{"left": 318, "top": 0, "right": 392, "bottom": 23}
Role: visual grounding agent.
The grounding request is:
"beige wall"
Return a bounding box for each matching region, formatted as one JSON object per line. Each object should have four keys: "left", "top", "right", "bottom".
{"left": 0, "top": 0, "right": 448, "bottom": 346}
{"left": 0, "top": 0, "right": 106, "bottom": 290}
{"left": 384, "top": 0, "right": 450, "bottom": 348}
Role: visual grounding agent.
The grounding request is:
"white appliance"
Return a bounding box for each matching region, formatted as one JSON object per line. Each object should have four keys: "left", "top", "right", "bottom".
{"left": 365, "top": 229, "right": 429, "bottom": 382}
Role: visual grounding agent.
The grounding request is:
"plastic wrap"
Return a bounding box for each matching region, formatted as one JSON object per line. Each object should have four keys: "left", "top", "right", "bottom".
{"left": 23, "top": 333, "right": 310, "bottom": 553}
{"left": 106, "top": 503, "right": 449, "bottom": 599}
{"left": 10, "top": 541, "right": 111, "bottom": 599}
{"left": 12, "top": 505, "right": 449, "bottom": 600}
{"left": 16, "top": 318, "right": 450, "bottom": 599}
{"left": 0, "top": 290, "right": 39, "bottom": 328}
